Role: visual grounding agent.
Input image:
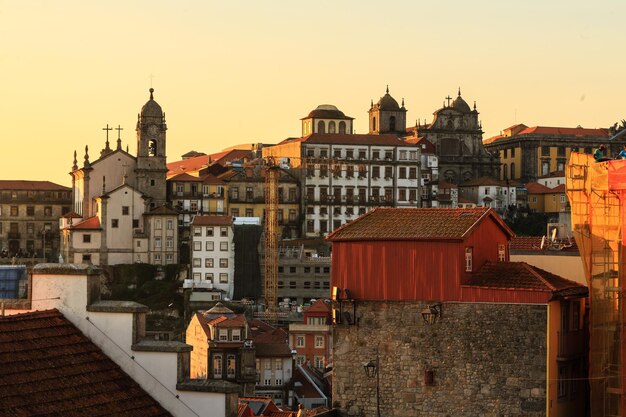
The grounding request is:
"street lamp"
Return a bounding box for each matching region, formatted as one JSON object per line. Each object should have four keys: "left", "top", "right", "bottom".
{"left": 363, "top": 355, "right": 381, "bottom": 417}
{"left": 421, "top": 304, "right": 441, "bottom": 325}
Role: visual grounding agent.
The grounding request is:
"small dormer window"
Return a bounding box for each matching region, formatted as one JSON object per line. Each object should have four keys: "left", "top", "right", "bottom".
{"left": 232, "top": 329, "right": 241, "bottom": 341}
{"left": 219, "top": 329, "right": 228, "bottom": 341}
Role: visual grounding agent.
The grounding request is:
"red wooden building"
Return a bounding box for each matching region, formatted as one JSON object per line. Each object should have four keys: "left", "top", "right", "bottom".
{"left": 326, "top": 207, "right": 588, "bottom": 417}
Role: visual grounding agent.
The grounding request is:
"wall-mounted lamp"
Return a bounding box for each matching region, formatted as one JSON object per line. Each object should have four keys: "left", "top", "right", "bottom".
{"left": 363, "top": 355, "right": 381, "bottom": 417}
{"left": 421, "top": 304, "right": 441, "bottom": 325}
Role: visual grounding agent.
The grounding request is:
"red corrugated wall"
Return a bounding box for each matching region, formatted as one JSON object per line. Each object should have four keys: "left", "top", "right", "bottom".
{"left": 331, "top": 216, "right": 551, "bottom": 304}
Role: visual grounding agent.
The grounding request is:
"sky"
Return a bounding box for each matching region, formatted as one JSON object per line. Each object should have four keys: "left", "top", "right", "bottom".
{"left": 1, "top": 0, "right": 625, "bottom": 186}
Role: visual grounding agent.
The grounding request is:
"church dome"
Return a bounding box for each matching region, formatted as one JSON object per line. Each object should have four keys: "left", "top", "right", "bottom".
{"left": 140, "top": 88, "right": 163, "bottom": 118}
{"left": 452, "top": 91, "right": 471, "bottom": 113}
{"left": 306, "top": 104, "right": 349, "bottom": 119}
{"left": 377, "top": 89, "right": 401, "bottom": 111}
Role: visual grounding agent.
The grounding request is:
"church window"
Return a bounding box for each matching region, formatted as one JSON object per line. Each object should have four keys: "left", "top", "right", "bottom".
{"left": 122, "top": 206, "right": 129, "bottom": 215}
{"left": 329, "top": 121, "right": 336, "bottom": 133}
{"left": 317, "top": 121, "right": 325, "bottom": 134}
{"left": 372, "top": 117, "right": 376, "bottom": 132}
{"left": 148, "top": 140, "right": 157, "bottom": 156}
{"left": 389, "top": 116, "right": 396, "bottom": 132}
{"left": 26, "top": 206, "right": 34, "bottom": 216}
{"left": 83, "top": 234, "right": 91, "bottom": 243}
{"left": 111, "top": 219, "right": 119, "bottom": 228}
{"left": 339, "top": 121, "right": 346, "bottom": 134}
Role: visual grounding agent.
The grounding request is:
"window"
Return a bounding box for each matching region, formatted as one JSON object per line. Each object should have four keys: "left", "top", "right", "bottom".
{"left": 155, "top": 237, "right": 161, "bottom": 248}
{"left": 296, "top": 335, "right": 305, "bottom": 347}
{"left": 399, "top": 189, "right": 407, "bottom": 201}
{"left": 193, "top": 258, "right": 201, "bottom": 267}
{"left": 220, "top": 227, "right": 228, "bottom": 237}
{"left": 203, "top": 257, "right": 213, "bottom": 267}
{"left": 193, "top": 227, "right": 201, "bottom": 236}
{"left": 219, "top": 273, "right": 228, "bottom": 283}
{"left": 372, "top": 166, "right": 380, "bottom": 178}
{"left": 26, "top": 206, "right": 34, "bottom": 216}
{"left": 26, "top": 223, "right": 34, "bottom": 235}
{"left": 10, "top": 206, "right": 18, "bottom": 216}
{"left": 82, "top": 254, "right": 91, "bottom": 263}
{"left": 498, "top": 244, "right": 506, "bottom": 262}
{"left": 232, "top": 329, "right": 241, "bottom": 341}
{"left": 220, "top": 241, "right": 228, "bottom": 251}
{"left": 314, "top": 356, "right": 325, "bottom": 369}
{"left": 315, "top": 335, "right": 324, "bottom": 348}
{"left": 558, "top": 365, "right": 567, "bottom": 398}
{"left": 289, "top": 281, "right": 296, "bottom": 289}
{"left": 542, "top": 146, "right": 550, "bottom": 156}
{"left": 167, "top": 220, "right": 173, "bottom": 230}
{"left": 213, "top": 354, "right": 223, "bottom": 378}
{"left": 399, "top": 167, "right": 406, "bottom": 179}
{"left": 193, "top": 241, "right": 201, "bottom": 251}
{"left": 384, "top": 166, "right": 392, "bottom": 178}
{"left": 465, "top": 247, "right": 473, "bottom": 272}
{"left": 166, "top": 237, "right": 173, "bottom": 248}
{"left": 306, "top": 220, "right": 314, "bottom": 233}
{"left": 10, "top": 191, "right": 17, "bottom": 200}
{"left": 133, "top": 219, "right": 139, "bottom": 228}
{"left": 275, "top": 359, "right": 283, "bottom": 370}
{"left": 205, "top": 273, "right": 214, "bottom": 282}
{"left": 44, "top": 206, "right": 52, "bottom": 217}
{"left": 166, "top": 254, "right": 173, "bottom": 263}
{"left": 122, "top": 206, "right": 129, "bottom": 215}
{"left": 296, "top": 355, "right": 306, "bottom": 366}
{"left": 155, "top": 219, "right": 162, "bottom": 229}
{"left": 219, "top": 329, "right": 228, "bottom": 341}
{"left": 219, "top": 258, "right": 228, "bottom": 268}
{"left": 304, "top": 281, "right": 311, "bottom": 289}
{"left": 83, "top": 234, "right": 91, "bottom": 243}
{"left": 203, "top": 227, "right": 213, "bottom": 237}
{"left": 111, "top": 219, "right": 119, "bottom": 228}
{"left": 227, "top": 354, "right": 236, "bottom": 378}
{"left": 206, "top": 241, "right": 214, "bottom": 251}
{"left": 192, "top": 272, "right": 201, "bottom": 280}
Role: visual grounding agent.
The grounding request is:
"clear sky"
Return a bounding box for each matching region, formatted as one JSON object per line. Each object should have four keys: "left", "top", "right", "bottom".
{"left": 1, "top": 0, "right": 625, "bottom": 186}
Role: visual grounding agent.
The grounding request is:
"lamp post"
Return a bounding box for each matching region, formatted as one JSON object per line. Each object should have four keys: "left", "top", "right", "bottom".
{"left": 363, "top": 355, "right": 381, "bottom": 417}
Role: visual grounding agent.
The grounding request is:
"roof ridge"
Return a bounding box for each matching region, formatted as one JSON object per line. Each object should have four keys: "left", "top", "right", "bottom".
{"left": 522, "top": 262, "right": 556, "bottom": 291}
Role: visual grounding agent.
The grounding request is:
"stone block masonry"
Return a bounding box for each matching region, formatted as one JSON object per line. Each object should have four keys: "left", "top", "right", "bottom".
{"left": 333, "top": 301, "right": 547, "bottom": 417}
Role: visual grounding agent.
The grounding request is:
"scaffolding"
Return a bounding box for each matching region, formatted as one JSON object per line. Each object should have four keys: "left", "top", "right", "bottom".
{"left": 567, "top": 153, "right": 626, "bottom": 417}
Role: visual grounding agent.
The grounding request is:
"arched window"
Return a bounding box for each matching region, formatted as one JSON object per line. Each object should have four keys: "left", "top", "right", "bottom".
{"left": 444, "top": 170, "right": 456, "bottom": 184}
{"left": 372, "top": 117, "right": 376, "bottom": 132}
{"left": 329, "top": 121, "right": 336, "bottom": 134}
{"left": 317, "top": 120, "right": 325, "bottom": 134}
{"left": 503, "top": 164, "right": 508, "bottom": 180}
{"left": 338, "top": 121, "right": 346, "bottom": 134}
{"left": 148, "top": 140, "right": 157, "bottom": 157}
{"left": 389, "top": 116, "right": 396, "bottom": 132}
{"left": 510, "top": 163, "right": 515, "bottom": 179}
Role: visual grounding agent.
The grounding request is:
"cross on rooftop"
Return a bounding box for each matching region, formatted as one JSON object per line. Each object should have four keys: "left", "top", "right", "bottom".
{"left": 445, "top": 95, "right": 453, "bottom": 107}
{"left": 102, "top": 124, "right": 113, "bottom": 141}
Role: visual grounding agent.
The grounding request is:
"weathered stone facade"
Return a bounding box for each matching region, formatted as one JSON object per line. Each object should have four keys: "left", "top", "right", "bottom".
{"left": 333, "top": 301, "right": 547, "bottom": 417}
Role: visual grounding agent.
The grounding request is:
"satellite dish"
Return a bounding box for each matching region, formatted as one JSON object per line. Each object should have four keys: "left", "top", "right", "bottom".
{"left": 540, "top": 236, "right": 546, "bottom": 249}
{"left": 551, "top": 227, "right": 557, "bottom": 242}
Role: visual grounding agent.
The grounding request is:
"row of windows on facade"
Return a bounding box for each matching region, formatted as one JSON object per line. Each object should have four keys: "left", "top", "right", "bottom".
{"left": 0, "top": 205, "right": 70, "bottom": 217}
{"left": 305, "top": 148, "right": 418, "bottom": 161}
{"left": 303, "top": 120, "right": 348, "bottom": 135}
{"left": 80, "top": 252, "right": 175, "bottom": 263}
{"left": 278, "top": 265, "right": 330, "bottom": 274}
{"left": 0, "top": 190, "right": 70, "bottom": 201}
{"left": 464, "top": 245, "right": 507, "bottom": 272}
{"left": 192, "top": 240, "right": 231, "bottom": 252}
{"left": 191, "top": 272, "right": 229, "bottom": 283}
{"left": 503, "top": 145, "right": 588, "bottom": 160}
{"left": 528, "top": 195, "right": 567, "bottom": 204}
{"left": 228, "top": 208, "right": 297, "bottom": 222}
{"left": 305, "top": 187, "right": 425, "bottom": 205}
{"left": 306, "top": 165, "right": 421, "bottom": 180}
{"left": 0, "top": 222, "right": 53, "bottom": 235}
{"left": 193, "top": 226, "right": 230, "bottom": 237}
{"left": 192, "top": 257, "right": 230, "bottom": 268}
{"left": 174, "top": 184, "right": 225, "bottom": 196}
{"left": 229, "top": 187, "right": 298, "bottom": 202}
{"left": 295, "top": 334, "right": 326, "bottom": 349}
{"left": 80, "top": 234, "right": 176, "bottom": 250}
{"left": 277, "top": 281, "right": 330, "bottom": 290}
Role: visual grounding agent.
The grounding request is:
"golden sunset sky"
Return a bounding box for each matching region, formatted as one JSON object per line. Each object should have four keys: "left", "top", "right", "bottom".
{"left": 1, "top": 1, "right": 624, "bottom": 186}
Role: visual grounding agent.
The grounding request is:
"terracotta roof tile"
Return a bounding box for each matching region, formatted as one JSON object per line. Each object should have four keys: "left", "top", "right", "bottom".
{"left": 251, "top": 327, "right": 292, "bottom": 357}
{"left": 524, "top": 182, "right": 553, "bottom": 194}
{"left": 169, "top": 173, "right": 201, "bottom": 182}
{"left": 463, "top": 262, "right": 587, "bottom": 297}
{"left": 510, "top": 236, "right": 578, "bottom": 253}
{"left": 191, "top": 215, "right": 233, "bottom": 226}
{"left": 67, "top": 216, "right": 101, "bottom": 230}
{"left": 305, "top": 299, "right": 331, "bottom": 314}
{"left": 0, "top": 180, "right": 70, "bottom": 191}
{"left": 0, "top": 309, "right": 171, "bottom": 417}
{"left": 326, "top": 207, "right": 513, "bottom": 242}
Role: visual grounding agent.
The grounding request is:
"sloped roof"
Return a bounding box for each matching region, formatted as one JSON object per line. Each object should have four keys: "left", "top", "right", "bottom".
{"left": 0, "top": 309, "right": 171, "bottom": 417}
{"left": 485, "top": 125, "right": 608, "bottom": 145}
{"left": 191, "top": 215, "right": 233, "bottom": 226}
{"left": 459, "top": 176, "right": 520, "bottom": 187}
{"left": 67, "top": 216, "right": 101, "bottom": 230}
{"left": 252, "top": 327, "right": 292, "bottom": 357}
{"left": 145, "top": 205, "right": 178, "bottom": 215}
{"left": 510, "top": 236, "right": 578, "bottom": 253}
{"left": 305, "top": 299, "right": 331, "bottom": 315}
{"left": 61, "top": 211, "right": 82, "bottom": 219}
{"left": 167, "top": 149, "right": 254, "bottom": 177}
{"left": 169, "top": 172, "right": 201, "bottom": 182}
{"left": 326, "top": 207, "right": 514, "bottom": 242}
{"left": 0, "top": 180, "right": 70, "bottom": 191}
{"left": 524, "top": 182, "right": 553, "bottom": 194}
{"left": 463, "top": 262, "right": 587, "bottom": 298}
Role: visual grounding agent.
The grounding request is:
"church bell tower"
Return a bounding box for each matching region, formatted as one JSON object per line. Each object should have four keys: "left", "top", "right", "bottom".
{"left": 135, "top": 88, "right": 167, "bottom": 207}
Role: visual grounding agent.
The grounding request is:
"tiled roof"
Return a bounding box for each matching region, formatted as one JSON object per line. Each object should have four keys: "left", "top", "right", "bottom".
{"left": 524, "top": 182, "right": 553, "bottom": 194}
{"left": 277, "top": 133, "right": 418, "bottom": 147}
{"left": 145, "top": 205, "right": 179, "bottom": 215}
{"left": 510, "top": 236, "right": 578, "bottom": 253}
{"left": 293, "top": 367, "right": 325, "bottom": 400}
{"left": 191, "top": 215, "right": 233, "bottom": 226}
{"left": 181, "top": 150, "right": 206, "bottom": 158}
{"left": 252, "top": 328, "right": 292, "bottom": 357}
{"left": 0, "top": 309, "right": 171, "bottom": 417}
{"left": 485, "top": 125, "right": 608, "bottom": 145}
{"left": 460, "top": 176, "right": 521, "bottom": 187}
{"left": 169, "top": 173, "right": 201, "bottom": 182}
{"left": 237, "top": 403, "right": 254, "bottom": 417}
{"left": 437, "top": 180, "right": 457, "bottom": 189}
{"left": 305, "top": 299, "right": 331, "bottom": 314}
{"left": 326, "top": 207, "right": 513, "bottom": 242}
{"left": 464, "top": 262, "right": 587, "bottom": 297}
{"left": 68, "top": 216, "right": 101, "bottom": 230}
{"left": 61, "top": 211, "right": 82, "bottom": 219}
{"left": 0, "top": 180, "right": 70, "bottom": 191}
{"left": 550, "top": 184, "right": 566, "bottom": 193}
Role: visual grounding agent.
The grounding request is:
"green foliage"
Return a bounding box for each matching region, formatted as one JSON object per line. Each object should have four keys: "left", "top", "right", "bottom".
{"left": 505, "top": 213, "right": 550, "bottom": 236}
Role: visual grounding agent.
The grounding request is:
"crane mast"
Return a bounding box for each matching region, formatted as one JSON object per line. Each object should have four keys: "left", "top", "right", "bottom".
{"left": 264, "top": 164, "right": 280, "bottom": 322}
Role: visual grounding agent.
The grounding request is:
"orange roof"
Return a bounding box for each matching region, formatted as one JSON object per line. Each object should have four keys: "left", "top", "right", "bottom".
{"left": 169, "top": 172, "right": 201, "bottom": 182}
{"left": 326, "top": 207, "right": 514, "bottom": 242}
{"left": 485, "top": 125, "right": 608, "bottom": 145}
{"left": 68, "top": 216, "right": 101, "bottom": 230}
{"left": 167, "top": 149, "right": 254, "bottom": 177}
{"left": 460, "top": 176, "right": 520, "bottom": 187}
{"left": 463, "top": 262, "right": 587, "bottom": 297}
{"left": 305, "top": 299, "right": 331, "bottom": 314}
{"left": 61, "top": 211, "right": 82, "bottom": 219}
{"left": 191, "top": 215, "right": 233, "bottom": 226}
{"left": 0, "top": 180, "right": 70, "bottom": 191}
{"left": 524, "top": 182, "right": 553, "bottom": 194}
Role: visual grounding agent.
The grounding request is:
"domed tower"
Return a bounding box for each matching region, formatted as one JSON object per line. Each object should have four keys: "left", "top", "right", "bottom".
{"left": 135, "top": 88, "right": 167, "bottom": 207}
{"left": 368, "top": 86, "right": 407, "bottom": 135}
{"left": 301, "top": 104, "right": 354, "bottom": 136}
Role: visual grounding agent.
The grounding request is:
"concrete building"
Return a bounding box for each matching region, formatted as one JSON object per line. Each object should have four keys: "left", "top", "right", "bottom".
{"left": 327, "top": 207, "right": 587, "bottom": 417}
{"left": 3, "top": 264, "right": 240, "bottom": 417}
{"left": 189, "top": 215, "right": 235, "bottom": 300}
{"left": 289, "top": 299, "right": 332, "bottom": 369}
{"left": 484, "top": 124, "right": 615, "bottom": 182}
{"left": 0, "top": 180, "right": 71, "bottom": 260}
{"left": 457, "top": 176, "right": 518, "bottom": 212}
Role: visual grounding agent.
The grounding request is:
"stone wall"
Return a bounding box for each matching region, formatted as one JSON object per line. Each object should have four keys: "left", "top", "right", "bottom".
{"left": 333, "top": 301, "right": 547, "bottom": 417}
